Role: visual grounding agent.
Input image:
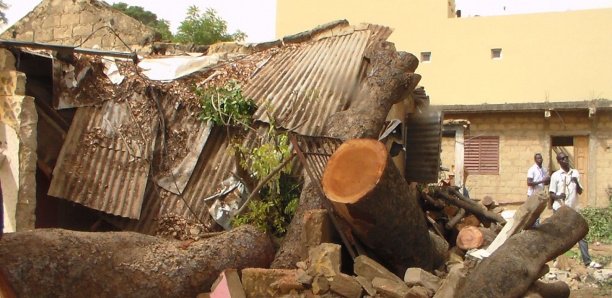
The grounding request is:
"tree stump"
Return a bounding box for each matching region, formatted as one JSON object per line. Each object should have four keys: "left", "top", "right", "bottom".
{"left": 321, "top": 139, "right": 433, "bottom": 275}
{"left": 271, "top": 40, "right": 422, "bottom": 269}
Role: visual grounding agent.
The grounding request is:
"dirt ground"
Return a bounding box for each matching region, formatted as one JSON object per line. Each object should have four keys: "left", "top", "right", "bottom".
{"left": 556, "top": 242, "right": 612, "bottom": 298}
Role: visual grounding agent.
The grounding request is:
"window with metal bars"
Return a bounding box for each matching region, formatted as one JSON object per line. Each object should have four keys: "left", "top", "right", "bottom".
{"left": 465, "top": 136, "right": 499, "bottom": 174}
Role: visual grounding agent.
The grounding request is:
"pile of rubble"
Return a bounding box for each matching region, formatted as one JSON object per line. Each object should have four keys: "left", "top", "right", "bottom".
{"left": 200, "top": 243, "right": 449, "bottom": 298}
{"left": 194, "top": 187, "right": 603, "bottom": 298}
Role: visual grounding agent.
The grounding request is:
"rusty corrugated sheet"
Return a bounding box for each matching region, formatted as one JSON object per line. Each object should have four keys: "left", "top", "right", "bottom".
{"left": 48, "top": 96, "right": 159, "bottom": 219}
{"left": 53, "top": 23, "right": 392, "bottom": 231}
{"left": 404, "top": 110, "right": 443, "bottom": 183}
{"left": 151, "top": 89, "right": 213, "bottom": 195}
{"left": 113, "top": 125, "right": 299, "bottom": 233}
{"left": 245, "top": 28, "right": 371, "bottom": 136}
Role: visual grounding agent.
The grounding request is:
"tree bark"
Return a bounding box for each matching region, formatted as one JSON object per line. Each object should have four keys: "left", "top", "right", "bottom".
{"left": 271, "top": 41, "right": 421, "bottom": 269}
{"left": 0, "top": 225, "right": 274, "bottom": 298}
{"left": 455, "top": 206, "right": 588, "bottom": 298}
{"left": 321, "top": 139, "right": 433, "bottom": 275}
{"left": 435, "top": 189, "right": 506, "bottom": 225}
{"left": 523, "top": 281, "right": 570, "bottom": 298}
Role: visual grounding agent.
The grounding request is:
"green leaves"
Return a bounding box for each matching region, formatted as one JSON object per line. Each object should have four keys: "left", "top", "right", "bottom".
{"left": 196, "top": 80, "right": 257, "bottom": 127}
{"left": 580, "top": 205, "right": 612, "bottom": 243}
{"left": 111, "top": 2, "right": 172, "bottom": 41}
{"left": 232, "top": 173, "right": 301, "bottom": 238}
{"left": 175, "top": 7, "right": 246, "bottom": 45}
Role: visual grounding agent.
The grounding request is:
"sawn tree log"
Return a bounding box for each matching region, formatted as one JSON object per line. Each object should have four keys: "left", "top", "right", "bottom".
{"left": 455, "top": 206, "right": 588, "bottom": 298}
{"left": 271, "top": 40, "right": 422, "bottom": 269}
{"left": 0, "top": 225, "right": 274, "bottom": 298}
{"left": 321, "top": 138, "right": 434, "bottom": 275}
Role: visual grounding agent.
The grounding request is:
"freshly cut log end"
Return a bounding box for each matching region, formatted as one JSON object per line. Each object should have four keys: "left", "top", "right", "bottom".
{"left": 456, "top": 226, "right": 484, "bottom": 250}
{"left": 322, "top": 139, "right": 388, "bottom": 204}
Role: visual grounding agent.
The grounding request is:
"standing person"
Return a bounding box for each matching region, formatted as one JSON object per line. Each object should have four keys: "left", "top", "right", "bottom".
{"left": 527, "top": 153, "right": 550, "bottom": 197}
{"left": 549, "top": 152, "right": 603, "bottom": 269}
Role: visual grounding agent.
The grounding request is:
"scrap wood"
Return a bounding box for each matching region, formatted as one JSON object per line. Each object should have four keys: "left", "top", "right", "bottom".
{"left": 468, "top": 190, "right": 548, "bottom": 259}
{"left": 434, "top": 189, "right": 506, "bottom": 225}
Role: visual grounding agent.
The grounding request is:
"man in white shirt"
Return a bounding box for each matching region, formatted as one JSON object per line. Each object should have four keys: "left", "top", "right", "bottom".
{"left": 549, "top": 152, "right": 602, "bottom": 269}
{"left": 527, "top": 153, "right": 549, "bottom": 197}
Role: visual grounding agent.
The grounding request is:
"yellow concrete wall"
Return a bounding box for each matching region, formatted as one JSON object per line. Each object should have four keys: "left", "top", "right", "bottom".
{"left": 441, "top": 111, "right": 611, "bottom": 207}
{"left": 277, "top": 0, "right": 612, "bottom": 105}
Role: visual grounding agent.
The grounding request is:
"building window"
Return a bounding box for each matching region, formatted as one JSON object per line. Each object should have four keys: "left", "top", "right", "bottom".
{"left": 421, "top": 52, "right": 431, "bottom": 63}
{"left": 491, "top": 48, "right": 502, "bottom": 59}
{"left": 465, "top": 136, "right": 499, "bottom": 174}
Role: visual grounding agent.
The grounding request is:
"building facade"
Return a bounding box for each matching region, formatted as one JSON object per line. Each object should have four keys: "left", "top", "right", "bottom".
{"left": 277, "top": 0, "right": 612, "bottom": 207}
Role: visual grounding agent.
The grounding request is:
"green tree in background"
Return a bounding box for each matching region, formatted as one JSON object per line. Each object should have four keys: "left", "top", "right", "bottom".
{"left": 175, "top": 6, "right": 246, "bottom": 45}
{"left": 111, "top": 2, "right": 173, "bottom": 41}
{"left": 0, "top": 1, "right": 9, "bottom": 24}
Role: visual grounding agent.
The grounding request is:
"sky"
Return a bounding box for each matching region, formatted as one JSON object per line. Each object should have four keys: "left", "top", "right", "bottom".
{"left": 3, "top": 0, "right": 612, "bottom": 43}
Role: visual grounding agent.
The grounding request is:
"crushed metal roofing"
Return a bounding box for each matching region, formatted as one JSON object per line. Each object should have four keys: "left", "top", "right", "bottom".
{"left": 43, "top": 22, "right": 400, "bottom": 231}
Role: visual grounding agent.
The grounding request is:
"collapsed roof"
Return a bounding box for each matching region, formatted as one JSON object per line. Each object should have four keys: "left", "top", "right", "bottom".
{"left": 5, "top": 20, "right": 424, "bottom": 234}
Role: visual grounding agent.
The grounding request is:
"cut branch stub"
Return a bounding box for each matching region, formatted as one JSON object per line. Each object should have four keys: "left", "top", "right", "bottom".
{"left": 322, "top": 139, "right": 387, "bottom": 204}
{"left": 322, "top": 138, "right": 434, "bottom": 275}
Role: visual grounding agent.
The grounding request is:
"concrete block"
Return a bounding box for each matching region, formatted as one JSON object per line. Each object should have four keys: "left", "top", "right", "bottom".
{"left": 404, "top": 267, "right": 441, "bottom": 294}
{"left": 372, "top": 277, "right": 410, "bottom": 298}
{"left": 354, "top": 255, "right": 403, "bottom": 284}
{"left": 311, "top": 275, "right": 329, "bottom": 295}
{"left": 241, "top": 268, "right": 303, "bottom": 297}
{"left": 301, "top": 209, "right": 335, "bottom": 259}
{"left": 53, "top": 26, "right": 72, "bottom": 40}
{"left": 307, "top": 243, "right": 341, "bottom": 278}
{"left": 406, "top": 286, "right": 431, "bottom": 298}
{"left": 42, "top": 15, "right": 60, "bottom": 28}
{"left": 72, "top": 25, "right": 93, "bottom": 38}
{"left": 36, "top": 28, "right": 54, "bottom": 43}
{"left": 60, "top": 13, "right": 81, "bottom": 26}
{"left": 329, "top": 273, "right": 363, "bottom": 298}
{"left": 355, "top": 275, "right": 376, "bottom": 296}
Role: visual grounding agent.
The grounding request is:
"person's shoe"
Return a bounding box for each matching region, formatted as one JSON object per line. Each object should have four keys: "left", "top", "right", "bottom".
{"left": 587, "top": 261, "right": 603, "bottom": 269}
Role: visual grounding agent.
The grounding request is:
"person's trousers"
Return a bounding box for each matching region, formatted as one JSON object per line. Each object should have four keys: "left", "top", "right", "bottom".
{"left": 578, "top": 238, "right": 592, "bottom": 265}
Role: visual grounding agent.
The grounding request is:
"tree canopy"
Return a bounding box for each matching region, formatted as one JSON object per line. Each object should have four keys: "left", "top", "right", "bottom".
{"left": 111, "top": 2, "right": 172, "bottom": 41}
{"left": 175, "top": 6, "right": 246, "bottom": 45}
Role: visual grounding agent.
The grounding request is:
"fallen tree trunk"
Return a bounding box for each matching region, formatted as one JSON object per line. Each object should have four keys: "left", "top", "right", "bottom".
{"left": 455, "top": 206, "right": 588, "bottom": 298}
{"left": 523, "top": 280, "right": 570, "bottom": 298}
{"left": 0, "top": 225, "right": 274, "bottom": 298}
{"left": 322, "top": 139, "right": 434, "bottom": 275}
{"left": 272, "top": 40, "right": 422, "bottom": 269}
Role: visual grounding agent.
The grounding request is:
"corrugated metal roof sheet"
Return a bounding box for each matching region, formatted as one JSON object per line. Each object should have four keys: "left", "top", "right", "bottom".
{"left": 49, "top": 22, "right": 394, "bottom": 231}
{"left": 112, "top": 125, "right": 294, "bottom": 234}
{"left": 246, "top": 28, "right": 371, "bottom": 136}
{"left": 404, "top": 110, "right": 443, "bottom": 183}
{"left": 48, "top": 97, "right": 158, "bottom": 219}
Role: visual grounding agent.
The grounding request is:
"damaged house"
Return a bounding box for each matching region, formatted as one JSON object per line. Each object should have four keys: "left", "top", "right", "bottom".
{"left": 0, "top": 4, "right": 602, "bottom": 298}
{"left": 0, "top": 20, "right": 431, "bottom": 236}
